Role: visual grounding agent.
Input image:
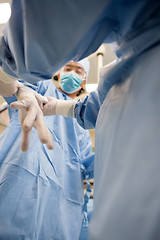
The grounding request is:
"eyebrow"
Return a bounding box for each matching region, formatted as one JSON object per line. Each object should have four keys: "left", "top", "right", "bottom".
{"left": 65, "top": 64, "right": 84, "bottom": 70}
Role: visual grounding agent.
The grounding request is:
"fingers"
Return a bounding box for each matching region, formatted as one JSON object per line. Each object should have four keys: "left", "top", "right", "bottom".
{"left": 35, "top": 93, "right": 49, "bottom": 109}
{"left": 21, "top": 128, "right": 31, "bottom": 152}
{"left": 46, "top": 96, "right": 54, "bottom": 101}
{"left": 41, "top": 97, "right": 52, "bottom": 115}
{"left": 35, "top": 93, "right": 48, "bottom": 103}
{"left": 11, "top": 95, "right": 54, "bottom": 151}
{"left": 22, "top": 107, "right": 37, "bottom": 131}
{"left": 21, "top": 114, "right": 53, "bottom": 151}
{"left": 46, "top": 129, "right": 54, "bottom": 150}
{"left": 35, "top": 114, "right": 53, "bottom": 150}
{"left": 10, "top": 99, "right": 30, "bottom": 110}
{"left": 12, "top": 99, "right": 38, "bottom": 131}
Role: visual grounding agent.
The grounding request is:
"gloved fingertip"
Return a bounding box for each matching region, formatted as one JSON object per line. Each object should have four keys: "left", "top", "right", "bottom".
{"left": 21, "top": 144, "right": 28, "bottom": 152}
{"left": 47, "top": 144, "right": 54, "bottom": 150}
{"left": 10, "top": 103, "right": 16, "bottom": 109}
{"left": 21, "top": 148, "right": 27, "bottom": 152}
{"left": 40, "top": 137, "right": 47, "bottom": 144}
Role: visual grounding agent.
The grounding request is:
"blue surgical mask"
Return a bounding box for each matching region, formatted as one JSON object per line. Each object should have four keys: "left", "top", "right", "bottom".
{"left": 60, "top": 71, "right": 84, "bottom": 94}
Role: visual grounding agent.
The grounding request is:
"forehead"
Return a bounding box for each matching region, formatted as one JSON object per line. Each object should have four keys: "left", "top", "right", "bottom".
{"left": 64, "top": 62, "right": 84, "bottom": 71}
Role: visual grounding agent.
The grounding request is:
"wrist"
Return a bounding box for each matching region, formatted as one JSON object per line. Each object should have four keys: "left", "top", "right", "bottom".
{"left": 0, "top": 80, "right": 19, "bottom": 97}
{"left": 56, "top": 100, "right": 76, "bottom": 118}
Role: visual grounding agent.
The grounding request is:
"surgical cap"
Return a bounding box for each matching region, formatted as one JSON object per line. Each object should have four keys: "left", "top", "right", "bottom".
{"left": 70, "top": 58, "right": 90, "bottom": 80}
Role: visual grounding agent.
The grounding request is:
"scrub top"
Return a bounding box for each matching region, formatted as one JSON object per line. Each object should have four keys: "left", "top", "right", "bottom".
{"left": 0, "top": 80, "right": 94, "bottom": 240}
{"left": 0, "top": 0, "right": 160, "bottom": 239}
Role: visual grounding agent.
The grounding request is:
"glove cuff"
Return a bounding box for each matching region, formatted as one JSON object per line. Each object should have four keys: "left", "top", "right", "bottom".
{"left": 56, "top": 100, "right": 76, "bottom": 118}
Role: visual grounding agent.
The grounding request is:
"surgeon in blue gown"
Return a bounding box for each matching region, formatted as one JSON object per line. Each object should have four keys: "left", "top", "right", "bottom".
{"left": 0, "top": 0, "right": 160, "bottom": 239}
{"left": 0, "top": 59, "right": 94, "bottom": 240}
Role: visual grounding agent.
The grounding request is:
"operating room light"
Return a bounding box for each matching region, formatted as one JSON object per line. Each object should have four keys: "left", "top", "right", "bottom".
{"left": 85, "top": 83, "right": 98, "bottom": 93}
{"left": 0, "top": 3, "right": 11, "bottom": 24}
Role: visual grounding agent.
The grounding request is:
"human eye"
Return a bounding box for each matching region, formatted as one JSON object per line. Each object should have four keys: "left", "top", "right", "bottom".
{"left": 64, "top": 66, "right": 72, "bottom": 72}
{"left": 76, "top": 69, "right": 83, "bottom": 75}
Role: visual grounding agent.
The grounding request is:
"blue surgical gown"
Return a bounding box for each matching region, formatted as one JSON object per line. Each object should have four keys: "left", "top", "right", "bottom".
{"left": 74, "top": 3, "right": 160, "bottom": 240}
{"left": 0, "top": 80, "right": 94, "bottom": 240}
{"left": 1, "top": 0, "right": 160, "bottom": 239}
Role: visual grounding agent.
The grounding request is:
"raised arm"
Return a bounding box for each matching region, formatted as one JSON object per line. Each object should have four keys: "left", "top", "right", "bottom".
{"left": 42, "top": 90, "right": 101, "bottom": 129}
{"left": 8, "top": 82, "right": 53, "bottom": 152}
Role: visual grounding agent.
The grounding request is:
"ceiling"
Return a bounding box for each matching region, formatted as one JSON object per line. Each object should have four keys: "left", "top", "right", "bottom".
{"left": 88, "top": 44, "right": 116, "bottom": 84}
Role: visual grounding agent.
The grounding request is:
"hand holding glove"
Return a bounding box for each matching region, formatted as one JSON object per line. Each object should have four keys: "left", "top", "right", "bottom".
{"left": 10, "top": 83, "right": 53, "bottom": 152}
{"left": 42, "top": 97, "right": 76, "bottom": 118}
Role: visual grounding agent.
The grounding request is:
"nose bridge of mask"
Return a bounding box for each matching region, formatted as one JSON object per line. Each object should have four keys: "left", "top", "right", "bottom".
{"left": 62, "top": 70, "right": 84, "bottom": 82}
{"left": 70, "top": 70, "right": 84, "bottom": 82}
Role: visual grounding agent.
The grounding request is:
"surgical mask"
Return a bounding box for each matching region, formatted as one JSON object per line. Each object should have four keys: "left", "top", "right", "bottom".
{"left": 60, "top": 71, "right": 84, "bottom": 94}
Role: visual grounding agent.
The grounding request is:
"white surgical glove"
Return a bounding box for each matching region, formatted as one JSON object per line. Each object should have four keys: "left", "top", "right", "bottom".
{"left": 43, "top": 97, "right": 76, "bottom": 118}
{"left": 0, "top": 67, "right": 19, "bottom": 97}
{"left": 10, "top": 82, "right": 53, "bottom": 152}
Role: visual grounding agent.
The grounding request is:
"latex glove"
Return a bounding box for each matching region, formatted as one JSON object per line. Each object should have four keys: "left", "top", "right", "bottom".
{"left": 0, "top": 67, "right": 19, "bottom": 97}
{"left": 43, "top": 96, "right": 76, "bottom": 118}
{"left": 0, "top": 80, "right": 19, "bottom": 97}
{"left": 42, "top": 97, "right": 58, "bottom": 116}
{"left": 10, "top": 83, "right": 53, "bottom": 152}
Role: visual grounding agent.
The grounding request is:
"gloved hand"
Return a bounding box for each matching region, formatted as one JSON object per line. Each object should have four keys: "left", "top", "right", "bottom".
{"left": 41, "top": 97, "right": 58, "bottom": 116}
{"left": 43, "top": 97, "right": 76, "bottom": 118}
{"left": 0, "top": 80, "right": 18, "bottom": 97}
{"left": 10, "top": 83, "right": 53, "bottom": 152}
{"left": 0, "top": 67, "right": 19, "bottom": 97}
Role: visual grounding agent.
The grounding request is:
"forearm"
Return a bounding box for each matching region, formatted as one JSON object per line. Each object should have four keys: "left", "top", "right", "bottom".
{"left": 43, "top": 91, "right": 100, "bottom": 126}
{"left": 0, "top": 67, "right": 19, "bottom": 97}
{"left": 0, "top": 80, "right": 18, "bottom": 97}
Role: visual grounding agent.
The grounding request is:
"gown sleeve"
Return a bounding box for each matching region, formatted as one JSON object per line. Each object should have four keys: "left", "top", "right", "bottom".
{"left": 74, "top": 60, "right": 120, "bottom": 129}
{"left": 74, "top": 91, "right": 101, "bottom": 129}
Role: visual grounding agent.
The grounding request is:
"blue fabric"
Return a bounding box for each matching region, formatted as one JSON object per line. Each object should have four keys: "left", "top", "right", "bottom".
{"left": 0, "top": 0, "right": 160, "bottom": 239}
{"left": 74, "top": 3, "right": 160, "bottom": 240}
{"left": 79, "top": 199, "right": 93, "bottom": 240}
{"left": 0, "top": 80, "right": 94, "bottom": 240}
{"left": 89, "top": 43, "right": 160, "bottom": 240}
{"left": 0, "top": 0, "right": 108, "bottom": 83}
{"left": 1, "top": 0, "right": 159, "bottom": 84}
{"left": 74, "top": 91, "right": 101, "bottom": 129}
